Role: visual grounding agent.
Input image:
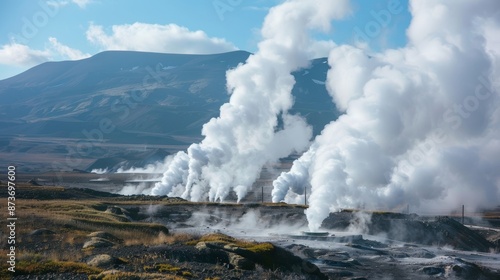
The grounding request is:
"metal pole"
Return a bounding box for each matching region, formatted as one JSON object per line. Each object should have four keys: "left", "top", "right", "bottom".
{"left": 261, "top": 185, "right": 264, "bottom": 203}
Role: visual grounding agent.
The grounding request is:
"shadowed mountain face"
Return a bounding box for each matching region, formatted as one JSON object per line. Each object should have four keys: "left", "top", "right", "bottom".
{"left": 0, "top": 50, "right": 339, "bottom": 172}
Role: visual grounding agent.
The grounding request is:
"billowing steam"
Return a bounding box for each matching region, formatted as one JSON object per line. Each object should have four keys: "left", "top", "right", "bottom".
{"left": 150, "top": 0, "right": 351, "bottom": 202}
{"left": 273, "top": 0, "right": 500, "bottom": 231}
{"left": 115, "top": 156, "right": 172, "bottom": 174}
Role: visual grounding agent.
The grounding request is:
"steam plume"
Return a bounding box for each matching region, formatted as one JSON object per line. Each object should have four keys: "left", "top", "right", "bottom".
{"left": 151, "top": 0, "right": 351, "bottom": 201}
{"left": 273, "top": 0, "right": 500, "bottom": 231}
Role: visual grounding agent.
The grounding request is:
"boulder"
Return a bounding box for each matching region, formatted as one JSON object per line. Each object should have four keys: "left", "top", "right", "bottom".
{"left": 83, "top": 237, "right": 115, "bottom": 249}
{"left": 195, "top": 241, "right": 209, "bottom": 251}
{"left": 105, "top": 206, "right": 129, "bottom": 216}
{"left": 29, "top": 228, "right": 56, "bottom": 236}
{"left": 196, "top": 242, "right": 255, "bottom": 270}
{"left": 447, "top": 258, "right": 489, "bottom": 279}
{"left": 229, "top": 253, "right": 255, "bottom": 270}
{"left": 87, "top": 254, "right": 124, "bottom": 268}
{"left": 420, "top": 266, "right": 444, "bottom": 275}
{"left": 88, "top": 231, "right": 123, "bottom": 243}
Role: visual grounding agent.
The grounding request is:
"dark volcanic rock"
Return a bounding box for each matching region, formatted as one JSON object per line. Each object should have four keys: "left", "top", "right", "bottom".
{"left": 420, "top": 266, "right": 445, "bottom": 275}
{"left": 149, "top": 243, "right": 230, "bottom": 265}
{"left": 321, "top": 211, "right": 495, "bottom": 252}
{"left": 87, "top": 231, "right": 123, "bottom": 244}
{"left": 83, "top": 237, "right": 115, "bottom": 249}
{"left": 27, "top": 178, "right": 42, "bottom": 186}
{"left": 87, "top": 254, "right": 124, "bottom": 268}
{"left": 447, "top": 257, "right": 500, "bottom": 279}
{"left": 29, "top": 228, "right": 56, "bottom": 236}
{"left": 389, "top": 247, "right": 435, "bottom": 259}
{"left": 150, "top": 241, "right": 328, "bottom": 280}
{"left": 229, "top": 253, "right": 255, "bottom": 270}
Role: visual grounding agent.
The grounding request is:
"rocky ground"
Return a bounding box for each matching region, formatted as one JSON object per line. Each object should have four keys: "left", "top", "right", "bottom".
{"left": 148, "top": 203, "right": 500, "bottom": 279}
{"left": 1, "top": 180, "right": 500, "bottom": 279}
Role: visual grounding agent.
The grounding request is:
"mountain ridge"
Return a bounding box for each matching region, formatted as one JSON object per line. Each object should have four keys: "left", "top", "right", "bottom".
{"left": 0, "top": 50, "right": 339, "bottom": 172}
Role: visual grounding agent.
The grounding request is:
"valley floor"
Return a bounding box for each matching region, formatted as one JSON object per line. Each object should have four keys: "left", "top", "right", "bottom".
{"left": 0, "top": 178, "right": 499, "bottom": 279}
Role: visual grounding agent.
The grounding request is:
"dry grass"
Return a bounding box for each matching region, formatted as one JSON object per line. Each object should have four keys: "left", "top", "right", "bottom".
{"left": 10, "top": 199, "right": 169, "bottom": 238}
{"left": 195, "top": 233, "right": 238, "bottom": 244}
{"left": 0, "top": 183, "right": 312, "bottom": 279}
{"left": 89, "top": 271, "right": 187, "bottom": 280}
{"left": 16, "top": 259, "right": 102, "bottom": 276}
{"left": 18, "top": 249, "right": 90, "bottom": 263}
{"left": 125, "top": 232, "right": 198, "bottom": 246}
{"left": 0, "top": 196, "right": 176, "bottom": 277}
{"left": 143, "top": 263, "right": 195, "bottom": 278}
{"left": 0, "top": 198, "right": 192, "bottom": 278}
{"left": 261, "top": 202, "right": 308, "bottom": 209}
{"left": 186, "top": 232, "right": 275, "bottom": 254}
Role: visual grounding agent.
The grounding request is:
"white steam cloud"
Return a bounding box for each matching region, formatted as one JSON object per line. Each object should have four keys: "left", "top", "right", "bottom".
{"left": 273, "top": 0, "right": 500, "bottom": 231}
{"left": 150, "top": 0, "right": 351, "bottom": 202}
{"left": 116, "top": 155, "right": 175, "bottom": 174}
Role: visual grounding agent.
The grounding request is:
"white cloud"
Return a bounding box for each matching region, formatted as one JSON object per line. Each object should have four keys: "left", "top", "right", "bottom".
{"left": 48, "top": 37, "right": 90, "bottom": 60}
{"left": 46, "top": 0, "right": 91, "bottom": 9}
{"left": 72, "top": 0, "right": 92, "bottom": 8}
{"left": 86, "top": 23, "right": 238, "bottom": 54}
{"left": 307, "top": 40, "right": 337, "bottom": 58}
{"left": 0, "top": 38, "right": 90, "bottom": 67}
{"left": 46, "top": 0, "right": 69, "bottom": 9}
{"left": 0, "top": 43, "right": 51, "bottom": 66}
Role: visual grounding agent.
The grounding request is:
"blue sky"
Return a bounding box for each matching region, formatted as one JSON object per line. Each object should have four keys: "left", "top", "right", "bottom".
{"left": 0, "top": 0, "right": 411, "bottom": 80}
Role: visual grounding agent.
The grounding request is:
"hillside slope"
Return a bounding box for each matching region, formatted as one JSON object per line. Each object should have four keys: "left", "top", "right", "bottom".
{"left": 0, "top": 50, "right": 339, "bottom": 172}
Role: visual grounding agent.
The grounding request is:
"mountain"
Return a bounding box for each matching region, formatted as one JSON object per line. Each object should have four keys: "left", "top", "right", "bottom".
{"left": 0, "top": 50, "right": 339, "bottom": 172}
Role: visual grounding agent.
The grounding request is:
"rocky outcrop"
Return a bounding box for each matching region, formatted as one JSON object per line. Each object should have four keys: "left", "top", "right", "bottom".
{"left": 189, "top": 235, "right": 327, "bottom": 279}
{"left": 88, "top": 231, "right": 123, "bottom": 244}
{"left": 87, "top": 254, "right": 124, "bottom": 268}
{"left": 29, "top": 228, "right": 56, "bottom": 236}
{"left": 83, "top": 237, "right": 115, "bottom": 249}
{"left": 322, "top": 211, "right": 495, "bottom": 252}
{"left": 229, "top": 253, "right": 255, "bottom": 270}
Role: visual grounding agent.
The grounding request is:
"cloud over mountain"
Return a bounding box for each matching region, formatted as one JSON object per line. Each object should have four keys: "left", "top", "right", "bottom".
{"left": 0, "top": 43, "right": 51, "bottom": 66}
{"left": 86, "top": 23, "right": 238, "bottom": 54}
{"left": 0, "top": 38, "right": 90, "bottom": 67}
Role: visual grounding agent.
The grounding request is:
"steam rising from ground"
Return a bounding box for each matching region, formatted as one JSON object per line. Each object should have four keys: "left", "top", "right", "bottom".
{"left": 118, "top": 182, "right": 152, "bottom": 195}
{"left": 150, "top": 0, "right": 351, "bottom": 202}
{"left": 112, "top": 0, "right": 500, "bottom": 233}
{"left": 273, "top": 0, "right": 500, "bottom": 231}
{"left": 186, "top": 209, "right": 308, "bottom": 236}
